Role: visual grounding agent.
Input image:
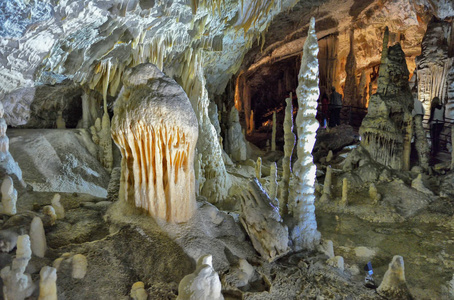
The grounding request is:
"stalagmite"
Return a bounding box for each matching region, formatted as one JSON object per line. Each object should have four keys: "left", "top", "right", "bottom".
{"left": 43, "top": 206, "right": 57, "bottom": 226}
{"left": 111, "top": 64, "right": 198, "bottom": 223}
{"left": 0, "top": 102, "right": 25, "bottom": 187}
{"left": 255, "top": 157, "right": 262, "bottom": 179}
{"left": 289, "top": 17, "right": 321, "bottom": 251}
{"left": 341, "top": 178, "right": 348, "bottom": 207}
{"left": 240, "top": 179, "right": 289, "bottom": 262}
{"left": 271, "top": 111, "right": 276, "bottom": 151}
{"left": 51, "top": 194, "right": 65, "bottom": 219}
{"left": 130, "top": 282, "right": 148, "bottom": 300}
{"left": 369, "top": 183, "right": 381, "bottom": 203}
{"left": 226, "top": 106, "right": 247, "bottom": 161}
{"left": 38, "top": 266, "right": 57, "bottom": 300}
{"left": 72, "top": 254, "right": 88, "bottom": 279}
{"left": 269, "top": 162, "right": 278, "bottom": 200}
{"left": 30, "top": 217, "right": 47, "bottom": 258}
{"left": 326, "top": 150, "right": 333, "bottom": 163}
{"left": 320, "top": 166, "right": 332, "bottom": 202}
{"left": 411, "top": 174, "right": 433, "bottom": 195}
{"left": 177, "top": 255, "right": 223, "bottom": 300}
{"left": 344, "top": 29, "right": 358, "bottom": 107}
{"left": 377, "top": 255, "right": 412, "bottom": 300}
{"left": 56, "top": 111, "right": 66, "bottom": 129}
{"left": 359, "top": 27, "right": 413, "bottom": 171}
{"left": 280, "top": 94, "right": 295, "bottom": 214}
{"left": 0, "top": 235, "right": 35, "bottom": 300}
{"left": 452, "top": 125, "right": 454, "bottom": 170}
{"left": 249, "top": 110, "right": 255, "bottom": 133}
{"left": 327, "top": 256, "right": 344, "bottom": 271}
{"left": 1, "top": 176, "right": 16, "bottom": 215}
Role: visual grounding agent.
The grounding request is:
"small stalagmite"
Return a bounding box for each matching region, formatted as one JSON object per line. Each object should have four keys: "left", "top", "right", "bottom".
{"left": 72, "top": 254, "right": 88, "bottom": 279}
{"left": 320, "top": 166, "right": 332, "bottom": 202}
{"left": 130, "top": 282, "right": 148, "bottom": 300}
{"left": 1, "top": 176, "right": 17, "bottom": 215}
{"left": 51, "top": 193, "right": 65, "bottom": 219}
{"left": 269, "top": 162, "right": 278, "bottom": 201}
{"left": 30, "top": 217, "right": 47, "bottom": 258}
{"left": 38, "top": 266, "right": 57, "bottom": 300}
{"left": 255, "top": 157, "right": 262, "bottom": 179}
{"left": 177, "top": 254, "right": 223, "bottom": 300}
{"left": 341, "top": 177, "right": 348, "bottom": 207}
{"left": 112, "top": 63, "right": 198, "bottom": 223}
{"left": 43, "top": 205, "right": 57, "bottom": 226}
{"left": 377, "top": 255, "right": 412, "bottom": 299}
{"left": 271, "top": 111, "right": 277, "bottom": 151}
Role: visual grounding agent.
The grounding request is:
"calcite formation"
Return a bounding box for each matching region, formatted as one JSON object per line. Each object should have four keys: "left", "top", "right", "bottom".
{"left": 130, "top": 282, "right": 148, "bottom": 300}
{"left": 112, "top": 64, "right": 198, "bottom": 223}
{"left": 280, "top": 94, "right": 295, "bottom": 214}
{"left": 0, "top": 102, "right": 25, "bottom": 186}
{"left": 1, "top": 176, "right": 17, "bottom": 215}
{"left": 72, "top": 254, "right": 88, "bottom": 279}
{"left": 177, "top": 255, "right": 223, "bottom": 300}
{"left": 0, "top": 235, "right": 35, "bottom": 300}
{"left": 359, "top": 27, "right": 414, "bottom": 171}
{"left": 226, "top": 106, "right": 247, "bottom": 161}
{"left": 30, "top": 217, "right": 47, "bottom": 258}
{"left": 377, "top": 255, "right": 412, "bottom": 300}
{"left": 51, "top": 193, "right": 65, "bottom": 219}
{"left": 289, "top": 17, "right": 321, "bottom": 251}
{"left": 240, "top": 179, "right": 289, "bottom": 262}
{"left": 38, "top": 266, "right": 57, "bottom": 300}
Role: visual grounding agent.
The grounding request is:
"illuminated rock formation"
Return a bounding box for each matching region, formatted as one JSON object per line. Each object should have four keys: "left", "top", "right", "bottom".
{"left": 269, "top": 162, "right": 278, "bottom": 201}
{"left": 112, "top": 64, "right": 198, "bottom": 223}
{"left": 72, "top": 254, "right": 88, "bottom": 279}
{"left": 240, "top": 179, "right": 289, "bottom": 262}
{"left": 0, "top": 235, "right": 35, "bottom": 300}
{"left": 51, "top": 193, "right": 65, "bottom": 220}
{"left": 377, "top": 255, "right": 412, "bottom": 300}
{"left": 177, "top": 255, "right": 223, "bottom": 300}
{"left": 38, "top": 266, "right": 57, "bottom": 300}
{"left": 343, "top": 29, "right": 358, "bottom": 107}
{"left": 289, "top": 17, "right": 321, "bottom": 251}
{"left": 30, "top": 217, "right": 47, "bottom": 258}
{"left": 226, "top": 106, "right": 247, "bottom": 161}
{"left": 280, "top": 94, "right": 295, "bottom": 214}
{"left": 415, "top": 17, "right": 452, "bottom": 117}
{"left": 359, "top": 27, "right": 414, "bottom": 171}
{"left": 1, "top": 176, "right": 17, "bottom": 215}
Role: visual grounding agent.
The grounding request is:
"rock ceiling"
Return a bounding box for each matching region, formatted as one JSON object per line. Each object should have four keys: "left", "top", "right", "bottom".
{"left": 0, "top": 0, "right": 453, "bottom": 126}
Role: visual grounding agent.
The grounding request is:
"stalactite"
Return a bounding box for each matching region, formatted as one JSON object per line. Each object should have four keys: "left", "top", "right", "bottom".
{"left": 289, "top": 17, "right": 321, "bottom": 251}
{"left": 279, "top": 94, "right": 295, "bottom": 215}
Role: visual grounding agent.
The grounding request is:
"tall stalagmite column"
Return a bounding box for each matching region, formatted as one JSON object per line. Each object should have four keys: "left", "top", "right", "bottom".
{"left": 289, "top": 17, "right": 321, "bottom": 251}
{"left": 280, "top": 94, "right": 295, "bottom": 214}
{"left": 111, "top": 64, "right": 198, "bottom": 223}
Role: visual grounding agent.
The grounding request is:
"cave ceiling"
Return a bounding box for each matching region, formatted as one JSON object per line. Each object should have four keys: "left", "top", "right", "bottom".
{"left": 0, "top": 0, "right": 453, "bottom": 126}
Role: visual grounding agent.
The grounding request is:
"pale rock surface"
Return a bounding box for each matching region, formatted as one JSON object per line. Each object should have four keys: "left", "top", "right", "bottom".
{"left": 8, "top": 129, "right": 110, "bottom": 197}
{"left": 38, "top": 266, "right": 57, "bottom": 300}
{"left": 0, "top": 235, "right": 35, "bottom": 300}
{"left": 30, "top": 216, "right": 47, "bottom": 258}
{"left": 56, "top": 111, "right": 66, "bottom": 129}
{"left": 130, "top": 281, "right": 148, "bottom": 300}
{"left": 369, "top": 183, "right": 381, "bottom": 203}
{"left": 226, "top": 106, "right": 247, "bottom": 161}
{"left": 51, "top": 193, "right": 65, "bottom": 219}
{"left": 177, "top": 255, "right": 223, "bottom": 300}
{"left": 288, "top": 17, "right": 321, "bottom": 251}
{"left": 240, "top": 179, "right": 289, "bottom": 262}
{"left": 354, "top": 246, "right": 376, "bottom": 258}
{"left": 112, "top": 64, "right": 198, "bottom": 223}
{"left": 411, "top": 174, "right": 434, "bottom": 195}
{"left": 377, "top": 255, "right": 412, "bottom": 300}
{"left": 1, "top": 176, "right": 17, "bottom": 215}
{"left": 72, "top": 254, "right": 88, "bottom": 279}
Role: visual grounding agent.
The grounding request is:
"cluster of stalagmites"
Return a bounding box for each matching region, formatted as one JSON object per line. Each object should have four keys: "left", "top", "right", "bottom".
{"left": 111, "top": 63, "right": 198, "bottom": 223}
{"left": 359, "top": 27, "right": 414, "bottom": 171}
